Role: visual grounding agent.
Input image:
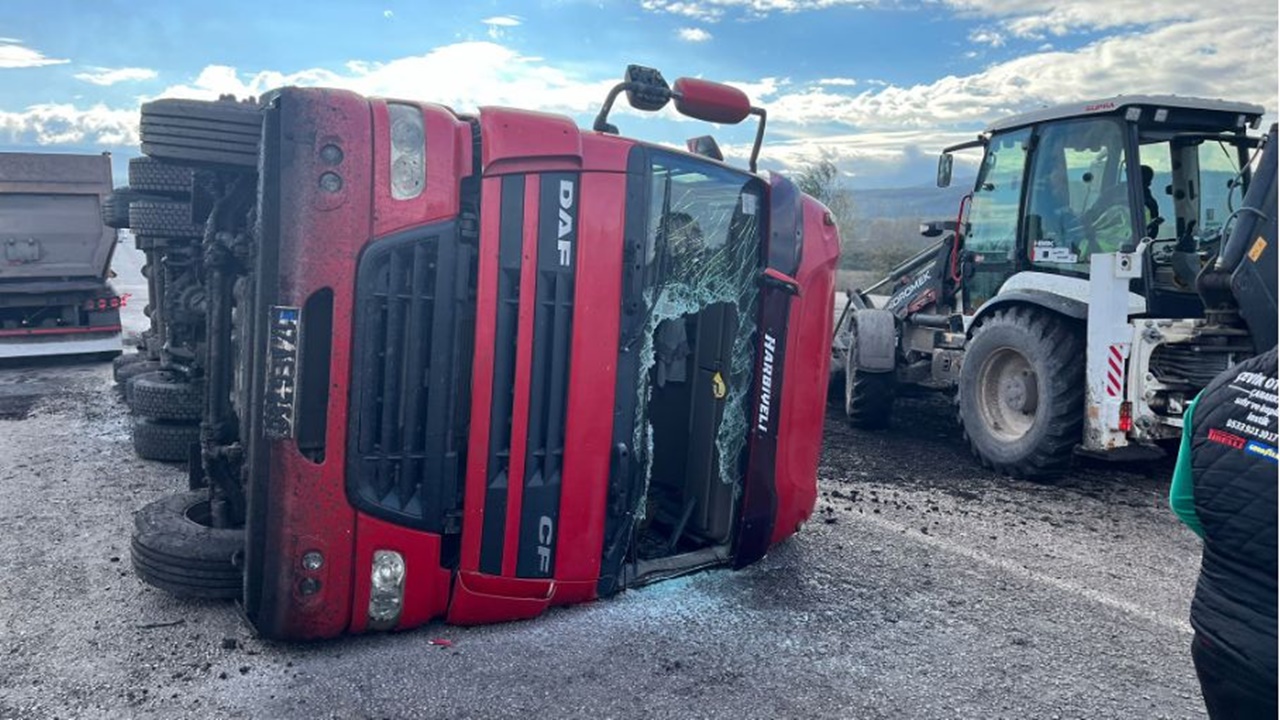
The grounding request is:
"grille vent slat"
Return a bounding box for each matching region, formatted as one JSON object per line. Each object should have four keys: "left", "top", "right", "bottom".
{"left": 348, "top": 226, "right": 473, "bottom": 533}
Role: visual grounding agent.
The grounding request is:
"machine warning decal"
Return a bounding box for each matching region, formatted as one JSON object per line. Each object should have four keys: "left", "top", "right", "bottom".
{"left": 1033, "top": 241, "right": 1078, "bottom": 264}
{"left": 264, "top": 305, "right": 301, "bottom": 439}
{"left": 1248, "top": 236, "right": 1267, "bottom": 262}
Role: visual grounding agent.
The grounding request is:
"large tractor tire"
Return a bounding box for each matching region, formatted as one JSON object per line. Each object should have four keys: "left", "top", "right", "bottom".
{"left": 843, "top": 312, "right": 895, "bottom": 430}
{"left": 128, "top": 371, "right": 203, "bottom": 422}
{"left": 140, "top": 98, "right": 262, "bottom": 170}
{"left": 131, "top": 490, "right": 243, "bottom": 600}
{"left": 132, "top": 417, "right": 200, "bottom": 463}
{"left": 957, "top": 306, "right": 1084, "bottom": 480}
{"left": 127, "top": 156, "right": 194, "bottom": 198}
{"left": 128, "top": 199, "right": 204, "bottom": 239}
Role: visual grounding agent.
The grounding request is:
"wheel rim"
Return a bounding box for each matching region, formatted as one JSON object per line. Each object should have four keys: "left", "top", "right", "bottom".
{"left": 975, "top": 346, "right": 1039, "bottom": 441}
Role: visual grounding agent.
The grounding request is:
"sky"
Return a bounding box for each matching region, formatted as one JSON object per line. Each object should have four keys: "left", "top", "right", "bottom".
{"left": 1, "top": 0, "right": 1276, "bottom": 189}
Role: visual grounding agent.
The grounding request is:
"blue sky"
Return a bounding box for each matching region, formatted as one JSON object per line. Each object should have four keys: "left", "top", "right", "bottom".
{"left": 1, "top": 0, "right": 1276, "bottom": 188}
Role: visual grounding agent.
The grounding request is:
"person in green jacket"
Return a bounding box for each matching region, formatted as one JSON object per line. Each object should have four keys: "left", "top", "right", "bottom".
{"left": 1169, "top": 347, "right": 1278, "bottom": 719}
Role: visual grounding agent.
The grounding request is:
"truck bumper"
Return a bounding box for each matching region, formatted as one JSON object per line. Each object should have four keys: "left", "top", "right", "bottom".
{"left": 0, "top": 329, "right": 123, "bottom": 359}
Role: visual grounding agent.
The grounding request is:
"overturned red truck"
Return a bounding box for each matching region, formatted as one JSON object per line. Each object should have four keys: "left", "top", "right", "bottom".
{"left": 129, "top": 67, "right": 840, "bottom": 639}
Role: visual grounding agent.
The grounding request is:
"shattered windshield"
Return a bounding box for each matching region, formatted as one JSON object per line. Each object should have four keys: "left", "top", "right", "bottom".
{"left": 632, "top": 150, "right": 765, "bottom": 516}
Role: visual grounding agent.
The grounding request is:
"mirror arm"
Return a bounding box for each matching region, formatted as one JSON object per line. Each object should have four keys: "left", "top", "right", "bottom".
{"left": 749, "top": 107, "right": 767, "bottom": 174}
{"left": 592, "top": 82, "right": 628, "bottom": 134}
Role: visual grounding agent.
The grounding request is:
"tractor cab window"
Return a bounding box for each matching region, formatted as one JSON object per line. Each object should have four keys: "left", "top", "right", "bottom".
{"left": 1026, "top": 118, "right": 1131, "bottom": 271}
{"left": 962, "top": 128, "right": 1029, "bottom": 309}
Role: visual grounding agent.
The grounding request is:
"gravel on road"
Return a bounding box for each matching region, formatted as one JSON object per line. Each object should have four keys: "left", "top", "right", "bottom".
{"left": 0, "top": 245, "right": 1209, "bottom": 720}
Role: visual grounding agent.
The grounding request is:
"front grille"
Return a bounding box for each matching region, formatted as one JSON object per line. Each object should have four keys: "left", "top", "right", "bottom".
{"left": 514, "top": 172, "right": 578, "bottom": 578}
{"left": 348, "top": 224, "right": 474, "bottom": 533}
{"left": 1150, "top": 342, "right": 1238, "bottom": 388}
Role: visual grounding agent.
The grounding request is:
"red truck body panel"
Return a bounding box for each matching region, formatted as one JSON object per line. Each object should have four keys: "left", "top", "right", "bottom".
{"left": 243, "top": 87, "right": 838, "bottom": 639}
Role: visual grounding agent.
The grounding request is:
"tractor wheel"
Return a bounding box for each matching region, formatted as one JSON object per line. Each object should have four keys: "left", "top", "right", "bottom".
{"left": 132, "top": 417, "right": 200, "bottom": 463}
{"left": 957, "top": 306, "right": 1084, "bottom": 480}
{"left": 128, "top": 199, "right": 203, "bottom": 239}
{"left": 131, "top": 490, "right": 243, "bottom": 600}
{"left": 843, "top": 325, "right": 895, "bottom": 429}
{"left": 140, "top": 98, "right": 263, "bottom": 170}
{"left": 127, "top": 156, "right": 194, "bottom": 198}
{"left": 128, "top": 371, "right": 203, "bottom": 422}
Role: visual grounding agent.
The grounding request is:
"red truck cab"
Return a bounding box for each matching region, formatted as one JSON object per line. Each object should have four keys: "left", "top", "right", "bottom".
{"left": 136, "top": 69, "right": 839, "bottom": 640}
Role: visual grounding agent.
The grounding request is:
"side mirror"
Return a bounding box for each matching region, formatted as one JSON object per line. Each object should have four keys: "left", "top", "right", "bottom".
{"left": 672, "top": 78, "right": 751, "bottom": 124}
{"left": 937, "top": 153, "right": 953, "bottom": 188}
{"left": 624, "top": 65, "right": 671, "bottom": 113}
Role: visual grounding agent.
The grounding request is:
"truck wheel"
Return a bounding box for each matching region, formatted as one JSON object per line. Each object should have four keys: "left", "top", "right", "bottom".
{"left": 101, "top": 187, "right": 152, "bottom": 230}
{"left": 127, "top": 157, "right": 194, "bottom": 198}
{"left": 132, "top": 417, "right": 200, "bottom": 463}
{"left": 843, "top": 322, "right": 895, "bottom": 430}
{"left": 112, "top": 351, "right": 147, "bottom": 378}
{"left": 129, "top": 371, "right": 203, "bottom": 421}
{"left": 129, "top": 199, "right": 203, "bottom": 239}
{"left": 114, "top": 359, "right": 162, "bottom": 391}
{"left": 140, "top": 98, "right": 262, "bottom": 170}
{"left": 131, "top": 490, "right": 243, "bottom": 600}
{"left": 958, "top": 307, "right": 1084, "bottom": 479}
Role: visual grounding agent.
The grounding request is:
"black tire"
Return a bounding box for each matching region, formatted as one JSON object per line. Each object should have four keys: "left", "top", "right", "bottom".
{"left": 140, "top": 98, "right": 262, "bottom": 170}
{"left": 111, "top": 352, "right": 147, "bottom": 380}
{"left": 843, "top": 323, "right": 895, "bottom": 430}
{"left": 101, "top": 187, "right": 145, "bottom": 229}
{"left": 132, "top": 417, "right": 200, "bottom": 463}
{"left": 957, "top": 306, "right": 1084, "bottom": 480}
{"left": 129, "top": 199, "right": 203, "bottom": 239}
{"left": 131, "top": 490, "right": 243, "bottom": 600}
{"left": 115, "top": 359, "right": 163, "bottom": 390}
{"left": 129, "top": 371, "right": 203, "bottom": 421}
{"left": 127, "top": 156, "right": 194, "bottom": 198}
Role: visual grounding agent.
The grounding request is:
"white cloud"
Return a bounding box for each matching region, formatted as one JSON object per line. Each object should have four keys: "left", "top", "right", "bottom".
{"left": 3, "top": 0, "right": 1272, "bottom": 190}
{"left": 73, "top": 67, "right": 158, "bottom": 86}
{"left": 944, "top": 0, "right": 1204, "bottom": 38}
{"left": 641, "top": 0, "right": 875, "bottom": 22}
{"left": 0, "top": 40, "right": 68, "bottom": 69}
{"left": 736, "top": 5, "right": 1276, "bottom": 133}
{"left": 678, "top": 27, "right": 713, "bottom": 42}
{"left": 153, "top": 43, "right": 614, "bottom": 117}
{"left": 968, "top": 28, "right": 1005, "bottom": 47}
{"left": 482, "top": 15, "right": 521, "bottom": 39}
{"left": 383, "top": 10, "right": 393, "bottom": 19}
{"left": 0, "top": 103, "right": 138, "bottom": 145}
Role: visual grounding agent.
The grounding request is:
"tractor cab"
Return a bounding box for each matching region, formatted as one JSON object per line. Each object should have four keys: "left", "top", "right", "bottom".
{"left": 835, "top": 95, "right": 1270, "bottom": 480}
{"left": 939, "top": 96, "right": 1265, "bottom": 315}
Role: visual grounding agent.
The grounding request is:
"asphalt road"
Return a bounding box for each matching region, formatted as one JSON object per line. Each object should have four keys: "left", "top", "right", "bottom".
{"left": 0, "top": 247, "right": 1209, "bottom": 719}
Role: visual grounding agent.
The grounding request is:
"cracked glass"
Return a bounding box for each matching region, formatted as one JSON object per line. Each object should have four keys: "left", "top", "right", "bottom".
{"left": 631, "top": 151, "right": 765, "bottom": 517}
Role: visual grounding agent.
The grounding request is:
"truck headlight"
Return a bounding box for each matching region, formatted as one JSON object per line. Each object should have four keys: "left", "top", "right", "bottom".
{"left": 388, "top": 103, "right": 425, "bottom": 200}
{"left": 367, "top": 550, "right": 406, "bottom": 630}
